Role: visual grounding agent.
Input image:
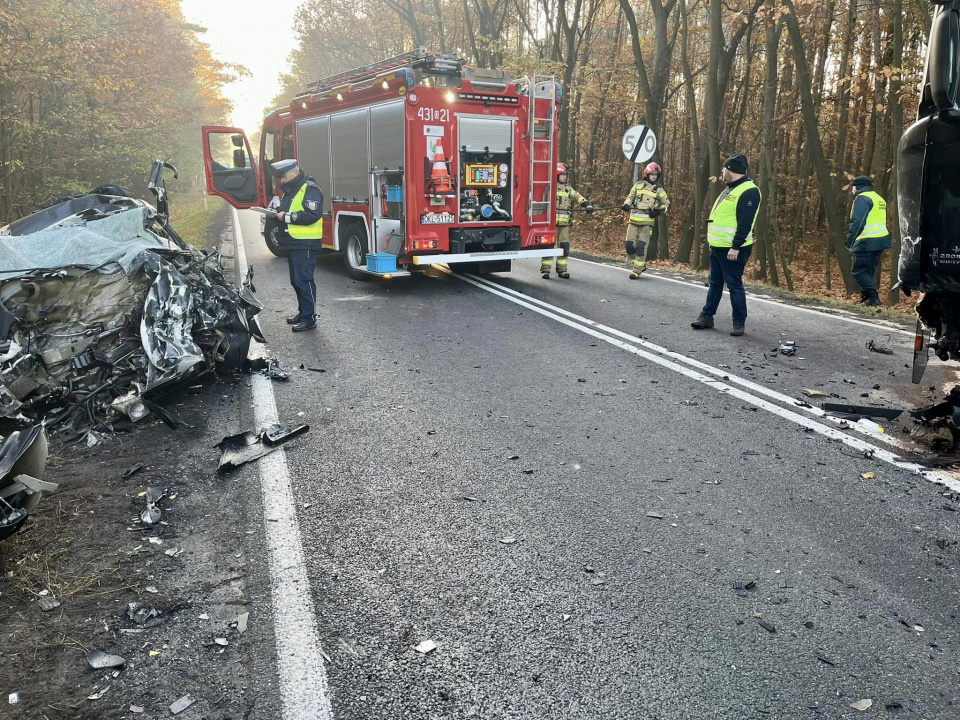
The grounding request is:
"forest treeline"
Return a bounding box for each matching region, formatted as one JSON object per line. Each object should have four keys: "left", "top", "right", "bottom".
{"left": 276, "top": 0, "right": 931, "bottom": 300}
{"left": 0, "top": 0, "right": 238, "bottom": 223}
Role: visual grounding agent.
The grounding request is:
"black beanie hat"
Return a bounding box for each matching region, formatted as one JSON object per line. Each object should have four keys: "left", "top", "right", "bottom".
{"left": 852, "top": 175, "right": 873, "bottom": 188}
{"left": 724, "top": 154, "right": 749, "bottom": 174}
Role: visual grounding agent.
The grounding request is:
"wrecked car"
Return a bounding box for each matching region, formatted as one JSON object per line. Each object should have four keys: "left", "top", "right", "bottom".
{"left": 0, "top": 159, "right": 264, "bottom": 438}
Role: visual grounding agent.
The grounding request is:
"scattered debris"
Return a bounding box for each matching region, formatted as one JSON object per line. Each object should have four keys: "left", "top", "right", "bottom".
{"left": 816, "top": 653, "right": 835, "bottom": 666}
{"left": 885, "top": 699, "right": 904, "bottom": 711}
{"left": 822, "top": 402, "right": 904, "bottom": 421}
{"left": 170, "top": 695, "right": 196, "bottom": 714}
{"left": 0, "top": 425, "right": 56, "bottom": 541}
{"left": 140, "top": 486, "right": 163, "bottom": 525}
{"left": 732, "top": 579, "right": 756, "bottom": 591}
{"left": 413, "top": 639, "right": 437, "bottom": 654}
{"left": 755, "top": 619, "right": 776, "bottom": 633}
{"left": 87, "top": 684, "right": 111, "bottom": 701}
{"left": 867, "top": 338, "right": 893, "bottom": 355}
{"left": 236, "top": 612, "right": 249, "bottom": 634}
{"left": 216, "top": 423, "right": 310, "bottom": 471}
{"left": 646, "top": 511, "right": 664, "bottom": 519}
{"left": 121, "top": 463, "right": 143, "bottom": 479}
{"left": 777, "top": 341, "right": 797, "bottom": 356}
{"left": 38, "top": 595, "right": 61, "bottom": 612}
{"left": 126, "top": 602, "right": 162, "bottom": 627}
{"left": 802, "top": 389, "right": 829, "bottom": 398}
{"left": 8, "top": 692, "right": 19, "bottom": 705}
{"left": 499, "top": 536, "right": 517, "bottom": 544}
{"left": 130, "top": 706, "right": 145, "bottom": 714}
{"left": 860, "top": 472, "right": 876, "bottom": 480}
{"left": 214, "top": 637, "right": 228, "bottom": 646}
{"left": 0, "top": 162, "right": 264, "bottom": 437}
{"left": 87, "top": 649, "right": 126, "bottom": 670}
{"left": 850, "top": 699, "right": 873, "bottom": 712}
{"left": 243, "top": 356, "right": 289, "bottom": 381}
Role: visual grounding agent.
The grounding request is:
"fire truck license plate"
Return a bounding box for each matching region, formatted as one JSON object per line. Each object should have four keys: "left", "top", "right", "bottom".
{"left": 421, "top": 212, "right": 455, "bottom": 224}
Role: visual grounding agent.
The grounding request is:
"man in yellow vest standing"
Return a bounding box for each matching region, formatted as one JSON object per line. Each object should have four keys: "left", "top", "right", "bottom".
{"left": 691, "top": 154, "right": 762, "bottom": 336}
{"left": 847, "top": 175, "right": 890, "bottom": 307}
{"left": 543, "top": 163, "right": 593, "bottom": 279}
{"left": 267, "top": 159, "right": 324, "bottom": 332}
{"left": 621, "top": 162, "right": 670, "bottom": 279}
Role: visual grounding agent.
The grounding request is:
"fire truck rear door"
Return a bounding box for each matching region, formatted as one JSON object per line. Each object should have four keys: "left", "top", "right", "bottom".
{"left": 201, "top": 126, "right": 262, "bottom": 209}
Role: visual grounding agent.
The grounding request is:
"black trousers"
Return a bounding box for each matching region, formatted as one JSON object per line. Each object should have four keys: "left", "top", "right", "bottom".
{"left": 287, "top": 249, "right": 317, "bottom": 319}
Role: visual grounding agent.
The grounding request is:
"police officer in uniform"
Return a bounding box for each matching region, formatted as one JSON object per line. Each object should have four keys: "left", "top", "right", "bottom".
{"left": 621, "top": 162, "right": 670, "bottom": 279}
{"left": 268, "top": 159, "right": 324, "bottom": 332}
{"left": 543, "top": 163, "right": 593, "bottom": 279}
{"left": 691, "top": 154, "right": 761, "bottom": 336}
{"left": 847, "top": 175, "right": 890, "bottom": 307}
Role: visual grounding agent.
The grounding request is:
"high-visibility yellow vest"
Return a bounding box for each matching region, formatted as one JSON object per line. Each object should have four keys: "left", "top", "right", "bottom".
{"left": 853, "top": 190, "right": 888, "bottom": 241}
{"left": 707, "top": 180, "right": 761, "bottom": 248}
{"left": 288, "top": 182, "right": 323, "bottom": 240}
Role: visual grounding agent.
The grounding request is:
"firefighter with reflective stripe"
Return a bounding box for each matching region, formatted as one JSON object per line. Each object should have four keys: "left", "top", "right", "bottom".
{"left": 691, "top": 154, "right": 762, "bottom": 336}
{"left": 543, "top": 162, "right": 593, "bottom": 279}
{"left": 621, "top": 162, "right": 670, "bottom": 278}
{"left": 269, "top": 159, "right": 324, "bottom": 332}
{"left": 847, "top": 175, "right": 890, "bottom": 307}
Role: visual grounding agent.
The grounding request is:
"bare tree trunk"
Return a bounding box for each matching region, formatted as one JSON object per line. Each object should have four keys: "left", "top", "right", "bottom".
{"left": 887, "top": 0, "right": 904, "bottom": 304}
{"left": 783, "top": 0, "right": 856, "bottom": 292}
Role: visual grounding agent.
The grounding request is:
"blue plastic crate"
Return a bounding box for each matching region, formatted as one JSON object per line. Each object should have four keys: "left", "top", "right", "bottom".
{"left": 385, "top": 186, "right": 403, "bottom": 203}
{"left": 366, "top": 253, "right": 398, "bottom": 273}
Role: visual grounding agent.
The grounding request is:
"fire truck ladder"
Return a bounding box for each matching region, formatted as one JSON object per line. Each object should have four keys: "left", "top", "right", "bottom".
{"left": 526, "top": 75, "right": 557, "bottom": 225}
{"left": 294, "top": 47, "right": 463, "bottom": 98}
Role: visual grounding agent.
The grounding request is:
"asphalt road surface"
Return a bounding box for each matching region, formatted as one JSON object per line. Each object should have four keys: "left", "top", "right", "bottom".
{"left": 232, "top": 209, "right": 960, "bottom": 720}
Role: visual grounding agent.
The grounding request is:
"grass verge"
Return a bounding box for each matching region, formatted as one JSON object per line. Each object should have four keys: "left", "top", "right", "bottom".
{"left": 168, "top": 191, "right": 225, "bottom": 248}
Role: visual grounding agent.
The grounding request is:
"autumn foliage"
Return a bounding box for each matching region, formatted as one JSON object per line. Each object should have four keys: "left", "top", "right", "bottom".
{"left": 0, "top": 0, "right": 238, "bottom": 222}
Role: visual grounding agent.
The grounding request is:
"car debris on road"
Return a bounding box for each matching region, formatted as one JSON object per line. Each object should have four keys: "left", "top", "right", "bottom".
{"left": 0, "top": 424, "right": 56, "bottom": 540}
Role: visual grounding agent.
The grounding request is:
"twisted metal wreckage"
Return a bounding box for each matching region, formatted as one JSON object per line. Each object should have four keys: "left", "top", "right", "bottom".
{"left": 0, "top": 160, "right": 265, "bottom": 538}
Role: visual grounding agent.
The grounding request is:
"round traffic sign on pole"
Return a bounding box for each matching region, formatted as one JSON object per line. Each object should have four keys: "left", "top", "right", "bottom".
{"left": 621, "top": 125, "right": 658, "bottom": 164}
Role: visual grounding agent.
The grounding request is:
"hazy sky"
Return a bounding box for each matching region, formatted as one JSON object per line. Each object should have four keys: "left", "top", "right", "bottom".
{"left": 181, "top": 0, "right": 302, "bottom": 133}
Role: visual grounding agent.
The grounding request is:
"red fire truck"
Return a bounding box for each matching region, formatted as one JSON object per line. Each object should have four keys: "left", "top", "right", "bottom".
{"left": 201, "top": 48, "right": 562, "bottom": 279}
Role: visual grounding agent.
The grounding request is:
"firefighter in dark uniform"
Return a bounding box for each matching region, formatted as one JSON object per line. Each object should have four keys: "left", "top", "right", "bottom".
{"left": 268, "top": 159, "right": 324, "bottom": 332}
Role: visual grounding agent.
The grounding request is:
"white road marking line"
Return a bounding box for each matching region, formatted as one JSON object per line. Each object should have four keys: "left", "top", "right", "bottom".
{"left": 233, "top": 208, "right": 334, "bottom": 720}
{"left": 452, "top": 270, "right": 960, "bottom": 493}
{"left": 569, "top": 256, "right": 915, "bottom": 337}
{"left": 466, "top": 272, "right": 905, "bottom": 450}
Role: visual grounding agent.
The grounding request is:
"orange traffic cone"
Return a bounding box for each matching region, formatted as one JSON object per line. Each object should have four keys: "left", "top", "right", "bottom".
{"left": 431, "top": 141, "right": 453, "bottom": 194}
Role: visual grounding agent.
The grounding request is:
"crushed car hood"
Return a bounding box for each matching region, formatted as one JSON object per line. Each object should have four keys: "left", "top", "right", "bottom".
{"left": 0, "top": 195, "right": 264, "bottom": 436}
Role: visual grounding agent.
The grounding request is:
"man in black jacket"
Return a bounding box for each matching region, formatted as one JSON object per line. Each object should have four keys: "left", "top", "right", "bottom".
{"left": 268, "top": 159, "right": 324, "bottom": 332}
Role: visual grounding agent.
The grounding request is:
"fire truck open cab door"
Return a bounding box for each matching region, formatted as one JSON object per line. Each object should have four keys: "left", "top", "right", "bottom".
{"left": 201, "top": 126, "right": 263, "bottom": 209}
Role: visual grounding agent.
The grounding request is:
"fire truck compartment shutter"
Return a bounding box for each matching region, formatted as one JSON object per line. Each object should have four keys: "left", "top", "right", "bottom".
{"left": 370, "top": 102, "right": 405, "bottom": 171}
{"left": 295, "top": 116, "right": 332, "bottom": 207}
{"left": 459, "top": 117, "right": 512, "bottom": 153}
{"left": 332, "top": 109, "right": 370, "bottom": 201}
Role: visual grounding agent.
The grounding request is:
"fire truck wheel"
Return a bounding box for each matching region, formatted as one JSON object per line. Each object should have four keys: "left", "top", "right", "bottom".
{"left": 343, "top": 229, "right": 370, "bottom": 281}
{"left": 263, "top": 220, "right": 288, "bottom": 257}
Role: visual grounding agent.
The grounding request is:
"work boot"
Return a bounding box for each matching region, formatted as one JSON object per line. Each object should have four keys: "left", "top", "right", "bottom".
{"left": 558, "top": 271, "right": 570, "bottom": 279}
{"left": 541, "top": 271, "right": 551, "bottom": 280}
{"left": 864, "top": 297, "right": 882, "bottom": 307}
{"left": 292, "top": 316, "right": 317, "bottom": 332}
{"left": 691, "top": 315, "right": 714, "bottom": 329}
{"left": 629, "top": 271, "right": 641, "bottom": 280}
{"left": 286, "top": 314, "right": 302, "bottom": 325}
{"left": 730, "top": 325, "right": 745, "bottom": 337}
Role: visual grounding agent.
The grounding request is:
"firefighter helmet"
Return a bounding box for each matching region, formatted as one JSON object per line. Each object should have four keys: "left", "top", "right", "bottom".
{"left": 644, "top": 162, "right": 662, "bottom": 178}
{"left": 557, "top": 162, "right": 569, "bottom": 177}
